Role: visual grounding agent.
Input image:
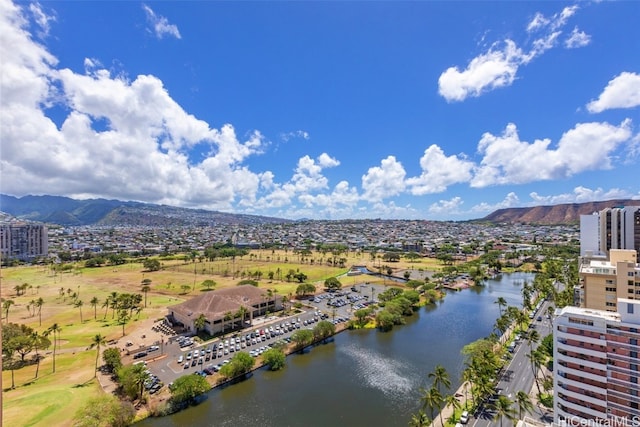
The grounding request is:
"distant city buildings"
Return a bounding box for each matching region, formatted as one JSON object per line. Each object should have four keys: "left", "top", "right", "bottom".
{"left": 580, "top": 206, "right": 640, "bottom": 262}
{"left": 0, "top": 223, "right": 48, "bottom": 262}
{"left": 554, "top": 299, "right": 640, "bottom": 426}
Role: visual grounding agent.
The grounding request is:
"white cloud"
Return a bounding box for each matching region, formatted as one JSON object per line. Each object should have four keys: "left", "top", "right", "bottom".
{"left": 565, "top": 26, "right": 591, "bottom": 49}
{"left": 280, "top": 130, "right": 310, "bottom": 142}
{"left": 142, "top": 4, "right": 181, "bottom": 40}
{"left": 428, "top": 197, "right": 464, "bottom": 215}
{"left": 471, "top": 120, "right": 632, "bottom": 187}
{"left": 587, "top": 72, "right": 640, "bottom": 113}
{"left": 438, "top": 40, "right": 524, "bottom": 102}
{"left": 471, "top": 192, "right": 521, "bottom": 214}
{"left": 28, "top": 2, "right": 55, "bottom": 38}
{"left": 361, "top": 156, "right": 407, "bottom": 202}
{"left": 406, "top": 145, "right": 474, "bottom": 194}
{"left": 439, "top": 5, "right": 579, "bottom": 102}
{"left": 529, "top": 186, "right": 634, "bottom": 205}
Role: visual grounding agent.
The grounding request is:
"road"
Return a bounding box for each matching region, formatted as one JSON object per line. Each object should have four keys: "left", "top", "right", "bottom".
{"left": 471, "top": 299, "right": 555, "bottom": 427}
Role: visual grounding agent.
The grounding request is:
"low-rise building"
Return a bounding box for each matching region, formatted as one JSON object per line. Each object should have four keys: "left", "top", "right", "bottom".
{"left": 168, "top": 285, "right": 282, "bottom": 335}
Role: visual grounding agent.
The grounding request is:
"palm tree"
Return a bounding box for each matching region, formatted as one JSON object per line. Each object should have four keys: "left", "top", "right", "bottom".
{"left": 45, "top": 323, "right": 61, "bottom": 373}
{"left": 408, "top": 410, "right": 431, "bottom": 427}
{"left": 223, "top": 311, "right": 233, "bottom": 334}
{"left": 495, "top": 297, "right": 507, "bottom": 317}
{"left": 527, "top": 330, "right": 542, "bottom": 394}
{"left": 141, "top": 285, "right": 150, "bottom": 307}
{"left": 445, "top": 394, "right": 461, "bottom": 423}
{"left": 429, "top": 365, "right": 451, "bottom": 394}
{"left": 75, "top": 299, "right": 84, "bottom": 323}
{"left": 420, "top": 385, "right": 442, "bottom": 421}
{"left": 3, "top": 298, "right": 15, "bottom": 323}
{"left": 492, "top": 395, "right": 516, "bottom": 427}
{"left": 515, "top": 390, "right": 533, "bottom": 419}
{"left": 88, "top": 334, "right": 106, "bottom": 378}
{"left": 31, "top": 331, "right": 49, "bottom": 378}
{"left": 194, "top": 313, "right": 206, "bottom": 334}
{"left": 36, "top": 297, "right": 44, "bottom": 326}
{"left": 131, "top": 362, "right": 149, "bottom": 399}
{"left": 236, "top": 306, "right": 249, "bottom": 329}
{"left": 90, "top": 296, "right": 99, "bottom": 319}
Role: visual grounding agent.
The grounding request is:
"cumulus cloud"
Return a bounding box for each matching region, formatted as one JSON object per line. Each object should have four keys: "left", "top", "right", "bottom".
{"left": 471, "top": 192, "right": 521, "bottom": 214}
{"left": 428, "top": 197, "right": 464, "bottom": 215}
{"left": 361, "top": 156, "right": 407, "bottom": 202}
{"left": 529, "top": 186, "right": 634, "bottom": 205}
{"left": 471, "top": 120, "right": 632, "bottom": 187}
{"left": 587, "top": 72, "right": 640, "bottom": 113}
{"left": 565, "top": 26, "right": 591, "bottom": 48}
{"left": 142, "top": 4, "right": 181, "bottom": 40}
{"left": 406, "top": 145, "right": 474, "bottom": 194}
{"left": 439, "top": 5, "right": 579, "bottom": 102}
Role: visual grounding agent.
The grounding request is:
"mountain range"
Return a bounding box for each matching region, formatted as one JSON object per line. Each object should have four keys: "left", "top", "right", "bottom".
{"left": 1, "top": 194, "right": 638, "bottom": 226}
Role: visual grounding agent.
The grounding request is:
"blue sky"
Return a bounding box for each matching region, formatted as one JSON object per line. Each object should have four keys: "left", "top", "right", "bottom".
{"left": 1, "top": 0, "right": 639, "bottom": 220}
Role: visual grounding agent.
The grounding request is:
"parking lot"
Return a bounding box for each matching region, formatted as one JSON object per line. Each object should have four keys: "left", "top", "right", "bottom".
{"left": 142, "top": 281, "right": 392, "bottom": 392}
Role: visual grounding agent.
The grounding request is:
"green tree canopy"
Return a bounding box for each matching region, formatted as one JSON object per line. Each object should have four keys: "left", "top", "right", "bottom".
{"left": 290, "top": 329, "right": 314, "bottom": 350}
{"left": 169, "top": 374, "right": 210, "bottom": 406}
{"left": 262, "top": 348, "right": 286, "bottom": 371}
{"left": 73, "top": 394, "right": 135, "bottom": 427}
{"left": 324, "top": 277, "right": 342, "bottom": 291}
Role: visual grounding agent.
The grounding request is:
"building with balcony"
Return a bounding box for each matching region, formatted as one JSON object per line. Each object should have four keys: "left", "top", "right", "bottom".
{"left": 578, "top": 249, "right": 640, "bottom": 312}
{"left": 0, "top": 223, "right": 48, "bottom": 262}
{"left": 554, "top": 299, "right": 640, "bottom": 426}
{"left": 580, "top": 206, "right": 640, "bottom": 262}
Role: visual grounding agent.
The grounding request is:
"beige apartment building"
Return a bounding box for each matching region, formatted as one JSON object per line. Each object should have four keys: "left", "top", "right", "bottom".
{"left": 554, "top": 299, "right": 640, "bottom": 426}
{"left": 0, "top": 223, "right": 48, "bottom": 262}
{"left": 579, "top": 249, "right": 640, "bottom": 312}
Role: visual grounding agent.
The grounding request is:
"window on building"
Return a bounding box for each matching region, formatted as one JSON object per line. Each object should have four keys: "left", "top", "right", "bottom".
{"left": 632, "top": 351, "right": 638, "bottom": 358}
{"left": 631, "top": 338, "right": 638, "bottom": 346}
{"left": 629, "top": 304, "right": 635, "bottom": 314}
{"left": 631, "top": 376, "right": 638, "bottom": 384}
{"left": 631, "top": 364, "right": 638, "bottom": 371}
{"left": 632, "top": 401, "right": 639, "bottom": 410}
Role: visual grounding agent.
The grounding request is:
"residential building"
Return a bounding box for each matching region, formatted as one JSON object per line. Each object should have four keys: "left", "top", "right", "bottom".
{"left": 578, "top": 249, "right": 640, "bottom": 312}
{"left": 554, "top": 299, "right": 640, "bottom": 426}
{"left": 0, "top": 223, "right": 48, "bottom": 262}
{"left": 580, "top": 206, "right": 640, "bottom": 262}
{"left": 168, "top": 285, "right": 283, "bottom": 335}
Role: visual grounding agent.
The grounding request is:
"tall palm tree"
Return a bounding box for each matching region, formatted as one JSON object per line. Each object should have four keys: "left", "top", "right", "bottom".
{"left": 495, "top": 297, "right": 507, "bottom": 317}
{"left": 130, "top": 362, "right": 149, "bottom": 399}
{"left": 194, "top": 313, "right": 206, "bottom": 333}
{"left": 223, "top": 311, "right": 233, "bottom": 334}
{"left": 492, "top": 395, "right": 516, "bottom": 427}
{"left": 90, "top": 296, "right": 99, "bottom": 320}
{"left": 45, "top": 323, "right": 61, "bottom": 373}
{"left": 31, "top": 331, "right": 50, "bottom": 379}
{"left": 408, "top": 410, "right": 431, "bottom": 427}
{"left": 445, "top": 394, "right": 461, "bottom": 423}
{"left": 36, "top": 297, "right": 44, "bottom": 326}
{"left": 236, "top": 306, "right": 249, "bottom": 329}
{"left": 3, "top": 299, "right": 15, "bottom": 323}
{"left": 88, "top": 334, "right": 106, "bottom": 378}
{"left": 515, "top": 390, "right": 533, "bottom": 419}
{"left": 141, "top": 285, "right": 150, "bottom": 307}
{"left": 429, "top": 365, "right": 451, "bottom": 394}
{"left": 420, "top": 385, "right": 442, "bottom": 421}
{"left": 75, "top": 299, "right": 84, "bottom": 323}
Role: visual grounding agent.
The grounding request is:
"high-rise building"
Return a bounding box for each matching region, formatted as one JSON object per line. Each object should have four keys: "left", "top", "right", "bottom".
{"left": 554, "top": 299, "right": 640, "bottom": 426}
{"left": 578, "top": 250, "right": 640, "bottom": 312}
{"left": 580, "top": 206, "right": 640, "bottom": 262}
{"left": 0, "top": 223, "right": 48, "bottom": 262}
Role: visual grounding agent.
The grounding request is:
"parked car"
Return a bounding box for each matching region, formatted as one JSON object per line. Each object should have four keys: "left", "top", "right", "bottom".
{"left": 460, "top": 411, "right": 469, "bottom": 424}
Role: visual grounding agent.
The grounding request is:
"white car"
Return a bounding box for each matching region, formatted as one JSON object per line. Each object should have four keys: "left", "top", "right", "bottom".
{"left": 459, "top": 411, "right": 469, "bottom": 424}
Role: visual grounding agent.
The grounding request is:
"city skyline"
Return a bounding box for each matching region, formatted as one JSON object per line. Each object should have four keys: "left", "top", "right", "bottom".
{"left": 1, "top": 0, "right": 639, "bottom": 221}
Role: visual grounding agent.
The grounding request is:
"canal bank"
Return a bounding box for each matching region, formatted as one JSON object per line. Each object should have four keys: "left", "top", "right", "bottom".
{"left": 137, "top": 272, "right": 534, "bottom": 427}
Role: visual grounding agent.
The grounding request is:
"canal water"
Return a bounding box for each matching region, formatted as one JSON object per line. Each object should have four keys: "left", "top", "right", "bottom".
{"left": 139, "top": 272, "right": 533, "bottom": 427}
